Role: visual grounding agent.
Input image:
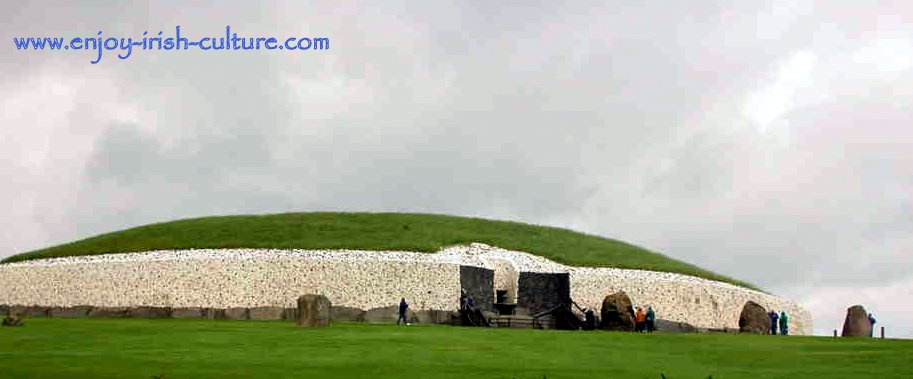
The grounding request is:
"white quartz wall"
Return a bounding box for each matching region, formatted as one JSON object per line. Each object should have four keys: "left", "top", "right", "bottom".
{"left": 449, "top": 244, "right": 812, "bottom": 335}
{"left": 0, "top": 250, "right": 461, "bottom": 310}
{"left": 570, "top": 268, "right": 812, "bottom": 334}
{"left": 0, "top": 244, "right": 812, "bottom": 335}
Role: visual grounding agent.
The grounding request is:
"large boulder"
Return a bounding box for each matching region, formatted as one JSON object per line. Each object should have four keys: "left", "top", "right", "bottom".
{"left": 738, "top": 301, "right": 769, "bottom": 334}
{"left": 600, "top": 291, "right": 635, "bottom": 331}
{"left": 841, "top": 305, "right": 871, "bottom": 337}
{"left": 297, "top": 294, "right": 331, "bottom": 328}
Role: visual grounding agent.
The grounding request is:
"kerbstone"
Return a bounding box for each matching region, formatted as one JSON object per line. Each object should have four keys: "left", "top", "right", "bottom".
{"left": 297, "top": 294, "right": 331, "bottom": 327}
{"left": 738, "top": 301, "right": 768, "bottom": 334}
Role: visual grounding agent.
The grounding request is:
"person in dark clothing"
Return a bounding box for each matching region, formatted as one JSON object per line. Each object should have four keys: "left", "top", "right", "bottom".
{"left": 646, "top": 306, "right": 656, "bottom": 333}
{"left": 397, "top": 298, "right": 409, "bottom": 325}
{"left": 868, "top": 313, "right": 877, "bottom": 338}
{"left": 768, "top": 310, "right": 779, "bottom": 335}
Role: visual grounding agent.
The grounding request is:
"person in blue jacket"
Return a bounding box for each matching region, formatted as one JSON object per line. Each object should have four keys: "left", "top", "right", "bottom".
{"left": 768, "top": 310, "right": 779, "bottom": 335}
{"left": 868, "top": 313, "right": 877, "bottom": 337}
{"left": 397, "top": 298, "right": 409, "bottom": 325}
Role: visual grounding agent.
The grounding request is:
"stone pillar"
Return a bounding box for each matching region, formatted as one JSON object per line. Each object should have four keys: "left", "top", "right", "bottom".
{"left": 841, "top": 305, "right": 871, "bottom": 337}
{"left": 297, "top": 294, "right": 331, "bottom": 328}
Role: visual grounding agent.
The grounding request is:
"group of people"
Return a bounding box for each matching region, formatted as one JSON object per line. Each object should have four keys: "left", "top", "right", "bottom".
{"left": 633, "top": 306, "right": 656, "bottom": 332}
{"left": 767, "top": 310, "right": 790, "bottom": 335}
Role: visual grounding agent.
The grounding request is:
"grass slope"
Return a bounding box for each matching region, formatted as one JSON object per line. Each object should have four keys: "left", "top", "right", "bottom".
{"left": 0, "top": 319, "right": 910, "bottom": 378}
{"left": 3, "top": 212, "right": 753, "bottom": 289}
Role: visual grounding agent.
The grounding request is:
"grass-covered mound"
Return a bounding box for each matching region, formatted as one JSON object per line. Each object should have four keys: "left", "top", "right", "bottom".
{"left": 3, "top": 212, "right": 753, "bottom": 288}
{"left": 2, "top": 319, "right": 911, "bottom": 378}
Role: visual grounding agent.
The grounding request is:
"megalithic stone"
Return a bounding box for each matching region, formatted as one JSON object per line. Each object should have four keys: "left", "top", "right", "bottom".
{"left": 297, "top": 294, "right": 331, "bottom": 328}
{"left": 841, "top": 305, "right": 870, "bottom": 337}
{"left": 738, "top": 301, "right": 768, "bottom": 334}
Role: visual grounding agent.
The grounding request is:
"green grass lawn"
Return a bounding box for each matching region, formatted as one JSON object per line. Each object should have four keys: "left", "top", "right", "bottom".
{"left": 1, "top": 212, "right": 755, "bottom": 289}
{"left": 0, "top": 318, "right": 910, "bottom": 378}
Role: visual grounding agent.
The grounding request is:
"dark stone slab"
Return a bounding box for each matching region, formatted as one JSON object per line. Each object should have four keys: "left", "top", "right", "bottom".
{"left": 249, "top": 307, "right": 285, "bottom": 320}
{"left": 738, "top": 301, "right": 768, "bottom": 334}
{"left": 600, "top": 291, "right": 635, "bottom": 331}
{"left": 517, "top": 272, "right": 570, "bottom": 315}
{"left": 172, "top": 307, "right": 205, "bottom": 319}
{"left": 297, "top": 294, "right": 331, "bottom": 327}
{"left": 88, "top": 307, "right": 130, "bottom": 318}
{"left": 49, "top": 306, "right": 93, "bottom": 318}
{"left": 331, "top": 306, "right": 366, "bottom": 322}
{"left": 460, "top": 266, "right": 495, "bottom": 312}
{"left": 128, "top": 307, "right": 172, "bottom": 318}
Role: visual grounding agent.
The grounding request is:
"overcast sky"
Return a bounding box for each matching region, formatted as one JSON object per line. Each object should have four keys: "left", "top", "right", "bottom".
{"left": 2, "top": 1, "right": 911, "bottom": 338}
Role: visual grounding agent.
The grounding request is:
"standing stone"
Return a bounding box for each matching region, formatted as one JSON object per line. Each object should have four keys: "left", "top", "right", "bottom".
{"left": 738, "top": 301, "right": 769, "bottom": 334}
{"left": 841, "top": 305, "right": 871, "bottom": 337}
{"left": 297, "top": 294, "right": 331, "bottom": 328}
{"left": 600, "top": 291, "right": 635, "bottom": 331}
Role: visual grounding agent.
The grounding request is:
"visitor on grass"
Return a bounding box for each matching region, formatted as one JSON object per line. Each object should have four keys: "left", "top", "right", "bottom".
{"left": 868, "top": 313, "right": 877, "bottom": 338}
{"left": 768, "top": 310, "right": 779, "bottom": 335}
{"left": 779, "top": 311, "right": 789, "bottom": 336}
{"left": 397, "top": 298, "right": 409, "bottom": 325}
{"left": 646, "top": 306, "right": 656, "bottom": 333}
{"left": 635, "top": 307, "right": 647, "bottom": 332}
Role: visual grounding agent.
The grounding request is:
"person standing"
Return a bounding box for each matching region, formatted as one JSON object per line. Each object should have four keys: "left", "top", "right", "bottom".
{"left": 779, "top": 311, "right": 789, "bottom": 336}
{"left": 397, "top": 298, "right": 409, "bottom": 325}
{"left": 635, "top": 307, "right": 647, "bottom": 332}
{"left": 868, "top": 313, "right": 877, "bottom": 338}
{"left": 646, "top": 306, "right": 656, "bottom": 333}
{"left": 768, "top": 310, "right": 779, "bottom": 335}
